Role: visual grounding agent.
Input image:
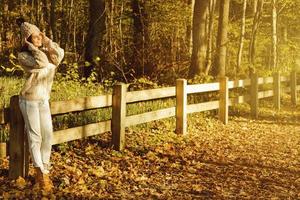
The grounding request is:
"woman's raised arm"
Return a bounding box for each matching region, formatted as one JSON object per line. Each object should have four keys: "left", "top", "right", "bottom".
{"left": 42, "top": 34, "right": 64, "bottom": 66}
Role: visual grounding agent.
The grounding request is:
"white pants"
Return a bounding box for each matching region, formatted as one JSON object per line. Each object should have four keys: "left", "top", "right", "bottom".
{"left": 19, "top": 97, "right": 53, "bottom": 174}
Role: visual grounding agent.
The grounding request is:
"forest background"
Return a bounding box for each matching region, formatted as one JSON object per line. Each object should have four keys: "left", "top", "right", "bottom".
{"left": 1, "top": 0, "right": 300, "bottom": 87}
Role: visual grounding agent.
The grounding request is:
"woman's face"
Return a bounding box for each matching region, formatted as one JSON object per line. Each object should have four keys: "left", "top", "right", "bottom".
{"left": 31, "top": 32, "right": 42, "bottom": 47}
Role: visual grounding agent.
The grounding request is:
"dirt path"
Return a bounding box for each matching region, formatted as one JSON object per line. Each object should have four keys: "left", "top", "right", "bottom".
{"left": 0, "top": 95, "right": 299, "bottom": 199}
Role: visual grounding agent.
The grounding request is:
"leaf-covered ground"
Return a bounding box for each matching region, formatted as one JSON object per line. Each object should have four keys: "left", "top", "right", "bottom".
{"left": 0, "top": 95, "right": 299, "bottom": 199}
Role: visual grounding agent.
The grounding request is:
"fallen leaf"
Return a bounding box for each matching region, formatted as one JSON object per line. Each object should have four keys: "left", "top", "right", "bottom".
{"left": 15, "top": 176, "right": 26, "bottom": 189}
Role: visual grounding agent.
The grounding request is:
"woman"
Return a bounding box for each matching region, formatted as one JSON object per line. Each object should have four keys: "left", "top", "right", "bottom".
{"left": 16, "top": 18, "right": 64, "bottom": 191}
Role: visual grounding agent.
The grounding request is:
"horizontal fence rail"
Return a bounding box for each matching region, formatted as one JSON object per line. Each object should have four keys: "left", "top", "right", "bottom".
{"left": 126, "top": 107, "right": 176, "bottom": 127}
{"left": 187, "top": 82, "right": 220, "bottom": 94}
{"left": 50, "top": 95, "right": 113, "bottom": 115}
{"left": 126, "top": 87, "right": 176, "bottom": 103}
{"left": 52, "top": 120, "right": 111, "bottom": 145}
{"left": 1, "top": 71, "right": 299, "bottom": 179}
{"left": 228, "top": 79, "right": 251, "bottom": 88}
{"left": 187, "top": 100, "right": 219, "bottom": 114}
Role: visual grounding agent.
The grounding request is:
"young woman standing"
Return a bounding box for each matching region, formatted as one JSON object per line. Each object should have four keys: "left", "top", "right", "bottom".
{"left": 16, "top": 18, "right": 64, "bottom": 191}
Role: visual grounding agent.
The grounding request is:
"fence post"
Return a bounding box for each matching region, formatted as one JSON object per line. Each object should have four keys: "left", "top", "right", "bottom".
{"left": 250, "top": 73, "right": 259, "bottom": 118}
{"left": 219, "top": 76, "right": 229, "bottom": 125}
{"left": 273, "top": 72, "right": 280, "bottom": 110}
{"left": 9, "top": 95, "right": 29, "bottom": 179}
{"left": 176, "top": 79, "right": 187, "bottom": 135}
{"left": 291, "top": 70, "right": 297, "bottom": 105}
{"left": 0, "top": 143, "right": 6, "bottom": 158}
{"left": 111, "top": 84, "right": 126, "bottom": 151}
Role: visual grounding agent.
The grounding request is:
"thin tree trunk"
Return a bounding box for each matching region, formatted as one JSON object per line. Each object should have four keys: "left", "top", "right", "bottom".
{"left": 109, "top": 0, "right": 114, "bottom": 58}
{"left": 73, "top": 8, "right": 77, "bottom": 57}
{"left": 132, "top": 0, "right": 150, "bottom": 76}
{"left": 186, "top": 0, "right": 195, "bottom": 55}
{"left": 30, "top": 0, "right": 34, "bottom": 22}
{"left": 35, "top": 0, "right": 41, "bottom": 27}
{"left": 205, "top": 0, "right": 216, "bottom": 75}
{"left": 119, "top": 0, "right": 128, "bottom": 82}
{"left": 0, "top": 1, "right": 3, "bottom": 53}
{"left": 67, "top": 0, "right": 74, "bottom": 51}
{"left": 271, "top": 0, "right": 277, "bottom": 70}
{"left": 189, "top": 0, "right": 209, "bottom": 78}
{"left": 236, "top": 0, "right": 247, "bottom": 75}
{"left": 50, "top": 0, "right": 56, "bottom": 41}
{"left": 171, "top": 27, "right": 179, "bottom": 64}
{"left": 282, "top": 25, "right": 287, "bottom": 43}
{"left": 253, "top": 0, "right": 258, "bottom": 14}
{"left": 60, "top": 0, "right": 68, "bottom": 49}
{"left": 119, "top": 0, "right": 125, "bottom": 67}
{"left": 248, "top": 0, "right": 264, "bottom": 75}
{"left": 132, "top": 0, "right": 142, "bottom": 75}
{"left": 84, "top": 0, "right": 106, "bottom": 79}
{"left": 42, "top": 0, "right": 50, "bottom": 34}
{"left": 3, "top": 0, "right": 8, "bottom": 51}
{"left": 57, "top": 0, "right": 62, "bottom": 44}
{"left": 214, "top": 0, "right": 230, "bottom": 77}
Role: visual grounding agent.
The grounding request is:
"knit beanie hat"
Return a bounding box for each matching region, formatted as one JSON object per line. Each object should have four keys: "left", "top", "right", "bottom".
{"left": 20, "top": 22, "right": 40, "bottom": 41}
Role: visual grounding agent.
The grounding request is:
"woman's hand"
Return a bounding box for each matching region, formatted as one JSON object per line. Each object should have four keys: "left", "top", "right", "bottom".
{"left": 24, "top": 38, "right": 37, "bottom": 51}
{"left": 40, "top": 32, "right": 46, "bottom": 41}
{"left": 41, "top": 32, "right": 50, "bottom": 45}
{"left": 22, "top": 36, "right": 50, "bottom": 67}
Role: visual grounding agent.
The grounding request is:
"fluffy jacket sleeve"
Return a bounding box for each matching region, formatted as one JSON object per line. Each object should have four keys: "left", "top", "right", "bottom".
{"left": 42, "top": 36, "right": 65, "bottom": 66}
{"left": 18, "top": 37, "right": 64, "bottom": 72}
{"left": 17, "top": 43, "right": 50, "bottom": 72}
{"left": 17, "top": 51, "right": 47, "bottom": 73}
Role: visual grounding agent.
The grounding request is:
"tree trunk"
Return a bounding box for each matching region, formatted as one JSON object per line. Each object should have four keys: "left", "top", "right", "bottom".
{"left": 66, "top": 0, "right": 74, "bottom": 51}
{"left": 282, "top": 25, "right": 287, "bottom": 43}
{"left": 119, "top": 0, "right": 126, "bottom": 71}
{"left": 30, "top": 0, "right": 34, "bottom": 22}
{"left": 107, "top": 0, "right": 114, "bottom": 62}
{"left": 171, "top": 27, "right": 179, "bottom": 64}
{"left": 2, "top": 0, "right": 9, "bottom": 51}
{"left": 248, "top": 0, "right": 264, "bottom": 74}
{"left": 73, "top": 8, "right": 77, "bottom": 57}
{"left": 131, "top": 0, "right": 151, "bottom": 76}
{"left": 271, "top": 0, "right": 277, "bottom": 70}
{"left": 60, "top": 0, "right": 69, "bottom": 50}
{"left": 35, "top": 0, "right": 41, "bottom": 27}
{"left": 213, "top": 0, "right": 230, "bottom": 77}
{"left": 189, "top": 0, "right": 209, "bottom": 78}
{"left": 42, "top": 0, "right": 50, "bottom": 34}
{"left": 236, "top": 0, "right": 247, "bottom": 75}
{"left": 84, "top": 0, "right": 106, "bottom": 79}
{"left": 186, "top": 0, "right": 195, "bottom": 55}
{"left": 50, "top": 0, "right": 56, "bottom": 41}
{"left": 205, "top": 0, "right": 216, "bottom": 75}
{"left": 253, "top": 0, "right": 258, "bottom": 15}
{"left": 0, "top": 1, "right": 4, "bottom": 53}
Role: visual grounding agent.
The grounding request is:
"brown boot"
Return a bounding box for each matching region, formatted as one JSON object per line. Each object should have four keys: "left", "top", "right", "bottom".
{"left": 34, "top": 167, "right": 43, "bottom": 189}
{"left": 42, "top": 173, "right": 54, "bottom": 192}
{"left": 33, "top": 167, "right": 53, "bottom": 191}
